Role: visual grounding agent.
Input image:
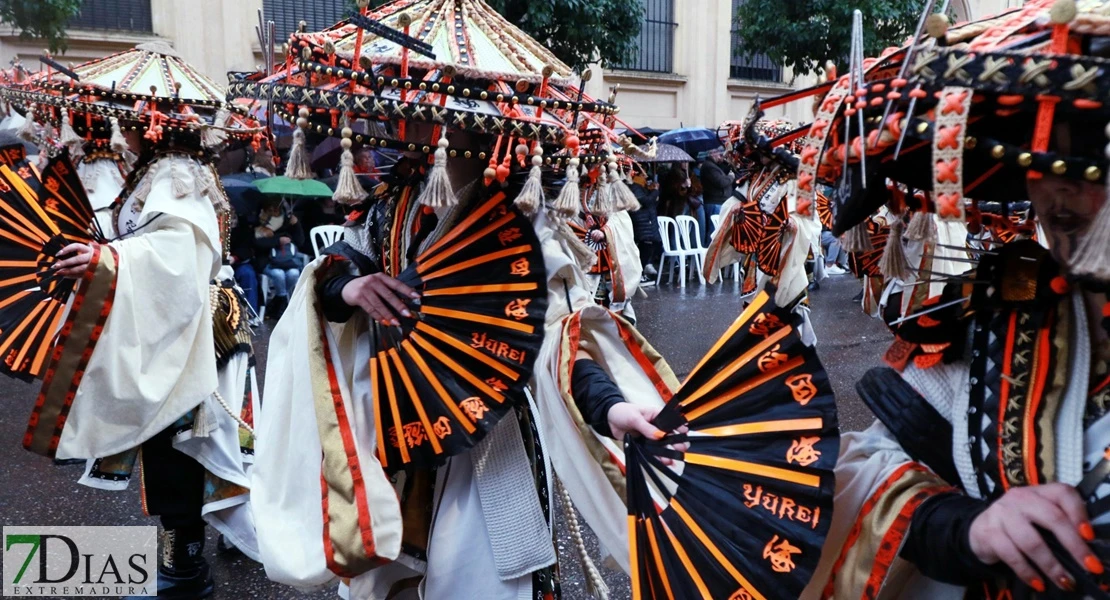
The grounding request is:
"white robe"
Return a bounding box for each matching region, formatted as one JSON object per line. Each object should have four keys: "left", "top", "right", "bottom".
{"left": 57, "top": 155, "right": 222, "bottom": 460}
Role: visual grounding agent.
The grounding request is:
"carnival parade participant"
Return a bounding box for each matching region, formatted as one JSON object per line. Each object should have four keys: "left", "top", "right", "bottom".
{"left": 235, "top": 2, "right": 656, "bottom": 598}
{"left": 1, "top": 41, "right": 264, "bottom": 599}
{"left": 793, "top": 1, "right": 1110, "bottom": 596}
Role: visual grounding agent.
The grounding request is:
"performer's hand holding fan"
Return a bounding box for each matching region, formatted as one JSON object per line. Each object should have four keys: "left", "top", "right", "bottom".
{"left": 0, "top": 147, "right": 101, "bottom": 379}
{"left": 367, "top": 192, "right": 547, "bottom": 473}
{"left": 626, "top": 288, "right": 838, "bottom": 600}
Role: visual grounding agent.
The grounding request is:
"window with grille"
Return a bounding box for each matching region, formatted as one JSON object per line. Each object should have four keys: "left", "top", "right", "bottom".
{"left": 729, "top": 0, "right": 782, "bottom": 82}
{"left": 613, "top": 0, "right": 676, "bottom": 74}
{"left": 68, "top": 0, "right": 153, "bottom": 32}
{"left": 264, "top": 0, "right": 352, "bottom": 44}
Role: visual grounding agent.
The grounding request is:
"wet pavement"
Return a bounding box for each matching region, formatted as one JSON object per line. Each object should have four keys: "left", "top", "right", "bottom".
{"left": 0, "top": 270, "right": 887, "bottom": 599}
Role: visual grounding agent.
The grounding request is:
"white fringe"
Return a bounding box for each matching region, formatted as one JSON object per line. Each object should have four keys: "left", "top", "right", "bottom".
{"left": 59, "top": 108, "right": 85, "bottom": 159}
{"left": 514, "top": 148, "right": 544, "bottom": 216}
{"left": 416, "top": 134, "right": 455, "bottom": 208}
{"left": 553, "top": 158, "right": 581, "bottom": 216}
{"left": 285, "top": 127, "right": 314, "bottom": 180}
{"left": 332, "top": 147, "right": 367, "bottom": 205}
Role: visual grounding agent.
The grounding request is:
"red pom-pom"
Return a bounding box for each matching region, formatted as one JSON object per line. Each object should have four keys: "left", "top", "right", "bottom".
{"left": 1101, "top": 302, "right": 1110, "bottom": 318}
{"left": 564, "top": 134, "right": 580, "bottom": 152}
{"left": 1050, "top": 276, "right": 1070, "bottom": 295}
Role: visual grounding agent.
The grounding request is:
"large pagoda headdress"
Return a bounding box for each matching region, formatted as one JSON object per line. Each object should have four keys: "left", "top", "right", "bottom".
{"left": 228, "top": 0, "right": 623, "bottom": 186}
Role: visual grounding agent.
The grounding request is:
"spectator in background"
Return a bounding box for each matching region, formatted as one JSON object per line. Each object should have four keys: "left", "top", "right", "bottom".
{"left": 686, "top": 169, "right": 706, "bottom": 248}
{"left": 821, "top": 227, "right": 850, "bottom": 275}
{"left": 628, "top": 172, "right": 661, "bottom": 282}
{"left": 298, "top": 196, "right": 348, "bottom": 238}
{"left": 698, "top": 149, "right": 734, "bottom": 244}
{"left": 228, "top": 212, "right": 261, "bottom": 325}
{"left": 658, "top": 166, "right": 690, "bottom": 219}
{"left": 255, "top": 198, "right": 306, "bottom": 319}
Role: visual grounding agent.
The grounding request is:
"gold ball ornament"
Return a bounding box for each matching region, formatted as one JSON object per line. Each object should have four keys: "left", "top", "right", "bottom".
{"left": 1050, "top": 0, "right": 1077, "bottom": 24}
{"left": 924, "top": 14, "right": 949, "bottom": 39}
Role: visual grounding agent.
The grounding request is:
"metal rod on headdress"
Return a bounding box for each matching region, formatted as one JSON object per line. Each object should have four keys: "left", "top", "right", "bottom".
{"left": 348, "top": 13, "right": 436, "bottom": 59}
{"left": 887, "top": 295, "right": 969, "bottom": 326}
{"left": 255, "top": 10, "right": 267, "bottom": 75}
{"left": 39, "top": 55, "right": 78, "bottom": 81}
{"left": 852, "top": 9, "right": 867, "bottom": 187}
{"left": 571, "top": 69, "right": 591, "bottom": 130}
{"left": 871, "top": 0, "right": 937, "bottom": 150}
{"left": 268, "top": 20, "right": 276, "bottom": 77}
{"left": 894, "top": 0, "right": 951, "bottom": 159}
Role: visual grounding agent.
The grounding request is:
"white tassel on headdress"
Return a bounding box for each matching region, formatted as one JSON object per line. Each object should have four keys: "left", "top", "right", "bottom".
{"left": 1071, "top": 136, "right": 1110, "bottom": 279}
{"left": 416, "top": 133, "right": 455, "bottom": 208}
{"left": 17, "top": 108, "right": 38, "bottom": 142}
{"left": 109, "top": 117, "right": 138, "bottom": 170}
{"left": 879, "top": 216, "right": 912, "bottom": 281}
{"left": 556, "top": 478, "right": 610, "bottom": 600}
{"left": 333, "top": 131, "right": 367, "bottom": 205}
{"left": 286, "top": 109, "right": 314, "bottom": 180}
{"left": 842, "top": 221, "right": 874, "bottom": 253}
{"left": 553, "top": 157, "right": 581, "bottom": 216}
{"left": 591, "top": 165, "right": 611, "bottom": 217}
{"left": 905, "top": 208, "right": 937, "bottom": 243}
{"left": 514, "top": 146, "right": 544, "bottom": 216}
{"left": 109, "top": 117, "right": 128, "bottom": 153}
{"left": 201, "top": 107, "right": 230, "bottom": 149}
{"left": 608, "top": 161, "right": 640, "bottom": 212}
{"left": 59, "top": 108, "right": 85, "bottom": 158}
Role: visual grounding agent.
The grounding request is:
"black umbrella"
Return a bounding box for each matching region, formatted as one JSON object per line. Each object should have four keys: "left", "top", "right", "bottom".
{"left": 626, "top": 287, "right": 838, "bottom": 599}
{"left": 658, "top": 127, "right": 724, "bottom": 156}
{"left": 369, "top": 191, "right": 547, "bottom": 472}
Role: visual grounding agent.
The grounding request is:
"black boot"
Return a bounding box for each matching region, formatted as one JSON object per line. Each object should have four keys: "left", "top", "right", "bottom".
{"left": 127, "top": 527, "right": 213, "bottom": 599}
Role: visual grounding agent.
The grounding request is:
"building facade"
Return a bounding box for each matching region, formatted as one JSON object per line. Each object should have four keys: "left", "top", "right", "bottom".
{"left": 0, "top": 0, "right": 1025, "bottom": 131}
{"left": 584, "top": 0, "right": 1026, "bottom": 131}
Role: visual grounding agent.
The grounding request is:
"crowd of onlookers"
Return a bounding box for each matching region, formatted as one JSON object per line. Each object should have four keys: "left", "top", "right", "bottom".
{"left": 627, "top": 150, "right": 735, "bottom": 283}
{"left": 229, "top": 193, "right": 348, "bottom": 324}
{"left": 626, "top": 149, "right": 854, "bottom": 291}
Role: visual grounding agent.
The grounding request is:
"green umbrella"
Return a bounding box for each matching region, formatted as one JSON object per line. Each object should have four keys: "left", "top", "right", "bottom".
{"left": 254, "top": 176, "right": 334, "bottom": 198}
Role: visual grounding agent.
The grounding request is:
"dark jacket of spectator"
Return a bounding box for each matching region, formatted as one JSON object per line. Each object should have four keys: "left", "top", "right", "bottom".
{"left": 297, "top": 197, "right": 347, "bottom": 235}
{"left": 699, "top": 158, "right": 734, "bottom": 206}
{"left": 628, "top": 182, "right": 661, "bottom": 245}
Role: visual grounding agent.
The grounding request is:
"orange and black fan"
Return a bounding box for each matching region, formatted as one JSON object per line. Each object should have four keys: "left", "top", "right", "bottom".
{"left": 755, "top": 200, "right": 790, "bottom": 277}
{"left": 369, "top": 192, "right": 547, "bottom": 473}
{"left": 816, "top": 191, "right": 833, "bottom": 231}
{"left": 729, "top": 200, "right": 763, "bottom": 255}
{"left": 0, "top": 149, "right": 101, "bottom": 380}
{"left": 626, "top": 288, "right": 838, "bottom": 600}
{"left": 848, "top": 218, "right": 890, "bottom": 278}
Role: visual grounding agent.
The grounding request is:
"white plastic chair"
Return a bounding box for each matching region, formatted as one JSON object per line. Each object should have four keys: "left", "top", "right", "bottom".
{"left": 709, "top": 213, "right": 721, "bottom": 234}
{"left": 310, "top": 225, "right": 345, "bottom": 257}
{"left": 656, "top": 216, "right": 702, "bottom": 288}
{"left": 675, "top": 215, "right": 708, "bottom": 285}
